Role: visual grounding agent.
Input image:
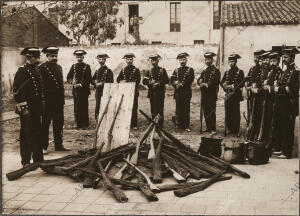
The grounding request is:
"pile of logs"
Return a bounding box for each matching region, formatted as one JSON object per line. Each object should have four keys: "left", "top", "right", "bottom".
{"left": 6, "top": 110, "right": 250, "bottom": 203}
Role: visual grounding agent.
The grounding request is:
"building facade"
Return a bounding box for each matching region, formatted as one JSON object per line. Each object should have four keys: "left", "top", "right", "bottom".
{"left": 106, "top": 1, "right": 221, "bottom": 45}
{"left": 219, "top": 1, "right": 300, "bottom": 72}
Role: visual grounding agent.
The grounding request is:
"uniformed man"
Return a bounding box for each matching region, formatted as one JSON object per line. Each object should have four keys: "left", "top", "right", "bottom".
{"left": 220, "top": 54, "right": 245, "bottom": 135}
{"left": 272, "top": 47, "right": 299, "bottom": 159}
{"left": 40, "top": 46, "right": 68, "bottom": 152}
{"left": 13, "top": 47, "right": 44, "bottom": 166}
{"left": 197, "top": 52, "right": 220, "bottom": 135}
{"left": 116, "top": 53, "right": 141, "bottom": 130}
{"left": 170, "top": 53, "right": 195, "bottom": 132}
{"left": 245, "top": 49, "right": 265, "bottom": 124}
{"left": 258, "top": 52, "right": 282, "bottom": 144}
{"left": 142, "top": 54, "right": 169, "bottom": 127}
{"left": 91, "top": 54, "right": 114, "bottom": 121}
{"left": 246, "top": 51, "right": 271, "bottom": 141}
{"left": 67, "top": 50, "right": 92, "bottom": 129}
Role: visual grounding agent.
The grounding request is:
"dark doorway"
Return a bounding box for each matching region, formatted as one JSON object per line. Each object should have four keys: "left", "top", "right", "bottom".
{"left": 128, "top": 4, "right": 139, "bottom": 35}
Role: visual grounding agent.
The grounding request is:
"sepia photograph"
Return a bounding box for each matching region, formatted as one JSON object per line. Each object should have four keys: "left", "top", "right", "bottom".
{"left": 1, "top": 0, "right": 299, "bottom": 215}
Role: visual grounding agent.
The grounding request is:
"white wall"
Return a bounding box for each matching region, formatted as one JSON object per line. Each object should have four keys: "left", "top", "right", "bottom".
{"left": 107, "top": 1, "right": 220, "bottom": 45}
{"left": 221, "top": 24, "right": 300, "bottom": 74}
{"left": 1, "top": 44, "right": 218, "bottom": 95}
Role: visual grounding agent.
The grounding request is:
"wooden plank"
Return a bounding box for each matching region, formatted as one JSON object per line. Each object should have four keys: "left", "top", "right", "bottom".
{"left": 96, "top": 83, "right": 135, "bottom": 151}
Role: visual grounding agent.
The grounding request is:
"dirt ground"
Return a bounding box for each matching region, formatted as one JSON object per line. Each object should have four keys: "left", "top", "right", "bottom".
{"left": 1, "top": 84, "right": 298, "bottom": 157}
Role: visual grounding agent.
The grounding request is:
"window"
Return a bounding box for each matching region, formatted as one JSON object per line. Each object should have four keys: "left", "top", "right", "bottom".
{"left": 170, "top": 2, "right": 181, "bottom": 32}
{"left": 194, "top": 40, "right": 204, "bottom": 45}
{"left": 152, "top": 41, "right": 162, "bottom": 45}
{"left": 213, "top": 1, "right": 221, "bottom": 29}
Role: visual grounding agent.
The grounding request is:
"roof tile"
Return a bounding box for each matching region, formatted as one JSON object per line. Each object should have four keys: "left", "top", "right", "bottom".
{"left": 221, "top": 1, "right": 300, "bottom": 26}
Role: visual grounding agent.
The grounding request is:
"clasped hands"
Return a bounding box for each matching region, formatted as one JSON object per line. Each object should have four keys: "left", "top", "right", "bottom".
{"left": 95, "top": 82, "right": 104, "bottom": 88}
{"left": 73, "top": 83, "right": 82, "bottom": 88}
{"left": 150, "top": 80, "right": 159, "bottom": 89}
{"left": 174, "top": 81, "right": 183, "bottom": 89}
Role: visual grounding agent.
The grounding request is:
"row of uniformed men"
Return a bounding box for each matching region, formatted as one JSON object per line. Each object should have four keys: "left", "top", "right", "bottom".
{"left": 245, "top": 48, "right": 299, "bottom": 159}
{"left": 62, "top": 46, "right": 300, "bottom": 160}
{"left": 13, "top": 45, "right": 299, "bottom": 166}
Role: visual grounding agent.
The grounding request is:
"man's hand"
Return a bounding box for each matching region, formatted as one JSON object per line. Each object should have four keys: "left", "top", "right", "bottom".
{"left": 42, "top": 100, "right": 46, "bottom": 109}
{"left": 174, "top": 81, "right": 179, "bottom": 85}
{"left": 251, "top": 88, "right": 259, "bottom": 93}
{"left": 96, "top": 82, "right": 104, "bottom": 88}
{"left": 274, "top": 87, "right": 279, "bottom": 93}
{"left": 200, "top": 83, "right": 208, "bottom": 88}
{"left": 176, "top": 83, "right": 183, "bottom": 89}
{"left": 74, "top": 83, "right": 82, "bottom": 88}
{"left": 153, "top": 82, "right": 159, "bottom": 89}
{"left": 263, "top": 85, "right": 270, "bottom": 91}
{"left": 150, "top": 80, "right": 156, "bottom": 85}
{"left": 120, "top": 80, "right": 127, "bottom": 83}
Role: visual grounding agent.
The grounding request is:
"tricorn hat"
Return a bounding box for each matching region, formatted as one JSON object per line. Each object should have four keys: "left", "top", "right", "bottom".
{"left": 42, "top": 46, "right": 59, "bottom": 54}
{"left": 259, "top": 51, "right": 272, "bottom": 59}
{"left": 268, "top": 52, "right": 281, "bottom": 60}
{"left": 149, "top": 54, "right": 161, "bottom": 60}
{"left": 228, "top": 54, "right": 241, "bottom": 61}
{"left": 122, "top": 53, "right": 136, "bottom": 59}
{"left": 282, "top": 47, "right": 300, "bottom": 56}
{"left": 177, "top": 52, "right": 189, "bottom": 59}
{"left": 20, "top": 47, "right": 40, "bottom": 58}
{"left": 204, "top": 52, "right": 216, "bottom": 58}
{"left": 97, "top": 54, "right": 110, "bottom": 58}
{"left": 253, "top": 49, "right": 265, "bottom": 56}
{"left": 73, "top": 50, "right": 87, "bottom": 56}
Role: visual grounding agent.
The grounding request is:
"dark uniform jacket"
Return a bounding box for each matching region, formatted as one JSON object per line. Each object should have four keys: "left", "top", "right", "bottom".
{"left": 258, "top": 65, "right": 271, "bottom": 89}
{"left": 197, "top": 65, "right": 221, "bottom": 100}
{"left": 246, "top": 64, "right": 261, "bottom": 87}
{"left": 220, "top": 66, "right": 245, "bottom": 101}
{"left": 277, "top": 63, "right": 299, "bottom": 116}
{"left": 67, "top": 62, "right": 92, "bottom": 95}
{"left": 91, "top": 65, "right": 114, "bottom": 97}
{"left": 170, "top": 66, "right": 195, "bottom": 99}
{"left": 13, "top": 63, "right": 44, "bottom": 115}
{"left": 263, "top": 65, "right": 282, "bottom": 94}
{"left": 117, "top": 65, "right": 141, "bottom": 96}
{"left": 142, "top": 66, "right": 169, "bottom": 98}
{"left": 39, "top": 61, "right": 65, "bottom": 107}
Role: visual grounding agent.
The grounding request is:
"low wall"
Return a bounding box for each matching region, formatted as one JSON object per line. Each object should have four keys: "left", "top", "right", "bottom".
{"left": 1, "top": 44, "right": 218, "bottom": 95}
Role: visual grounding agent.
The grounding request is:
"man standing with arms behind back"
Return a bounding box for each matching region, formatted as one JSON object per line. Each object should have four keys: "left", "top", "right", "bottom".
{"left": 197, "top": 52, "right": 220, "bottom": 135}
{"left": 40, "top": 46, "right": 69, "bottom": 152}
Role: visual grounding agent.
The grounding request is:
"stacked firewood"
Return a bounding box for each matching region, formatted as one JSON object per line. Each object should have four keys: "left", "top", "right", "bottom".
{"left": 6, "top": 110, "right": 250, "bottom": 203}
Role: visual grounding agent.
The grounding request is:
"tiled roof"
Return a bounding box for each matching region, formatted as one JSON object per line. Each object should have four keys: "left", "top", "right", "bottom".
{"left": 221, "top": 1, "right": 300, "bottom": 26}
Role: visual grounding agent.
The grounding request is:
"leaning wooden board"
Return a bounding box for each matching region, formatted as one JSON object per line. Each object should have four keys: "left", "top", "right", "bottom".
{"left": 96, "top": 83, "right": 135, "bottom": 151}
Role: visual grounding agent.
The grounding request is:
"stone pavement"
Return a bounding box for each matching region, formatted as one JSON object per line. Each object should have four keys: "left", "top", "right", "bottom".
{"left": 2, "top": 149, "right": 299, "bottom": 215}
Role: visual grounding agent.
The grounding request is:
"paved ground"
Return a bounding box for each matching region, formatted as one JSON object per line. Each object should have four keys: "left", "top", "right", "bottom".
{"left": 2, "top": 88, "right": 299, "bottom": 215}
{"left": 2, "top": 151, "right": 299, "bottom": 215}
